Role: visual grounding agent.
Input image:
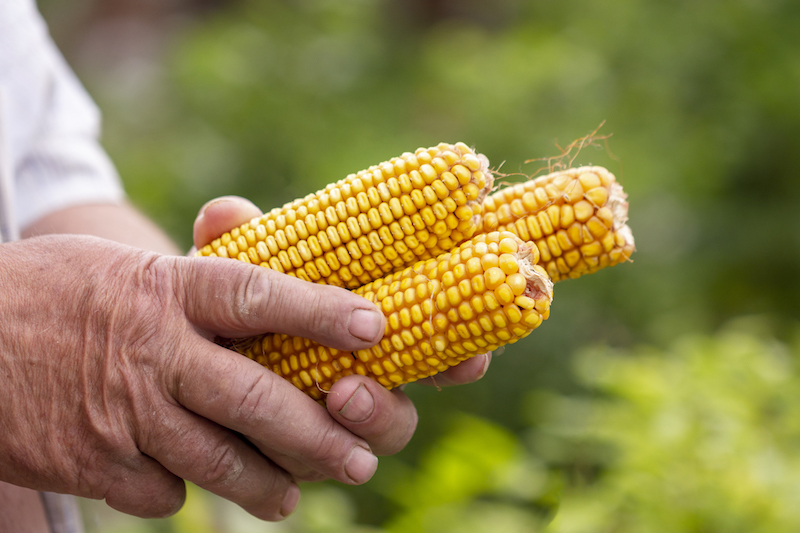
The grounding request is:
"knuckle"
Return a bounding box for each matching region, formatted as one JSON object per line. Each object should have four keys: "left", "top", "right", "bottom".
{"left": 231, "top": 266, "right": 271, "bottom": 328}
{"left": 302, "top": 284, "right": 360, "bottom": 339}
{"left": 305, "top": 288, "right": 335, "bottom": 331}
{"left": 120, "top": 255, "right": 187, "bottom": 365}
{"left": 198, "top": 438, "right": 244, "bottom": 487}
{"left": 136, "top": 254, "right": 180, "bottom": 315}
{"left": 272, "top": 275, "right": 330, "bottom": 332}
{"left": 235, "top": 371, "right": 278, "bottom": 425}
{"left": 309, "top": 424, "right": 352, "bottom": 472}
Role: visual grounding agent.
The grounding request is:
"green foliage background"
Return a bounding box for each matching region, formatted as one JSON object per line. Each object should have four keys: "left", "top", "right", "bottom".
{"left": 41, "top": 0, "right": 800, "bottom": 531}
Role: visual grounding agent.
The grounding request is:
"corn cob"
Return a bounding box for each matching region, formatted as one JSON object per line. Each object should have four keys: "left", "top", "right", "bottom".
{"left": 222, "top": 231, "right": 553, "bottom": 402}
{"left": 481, "top": 166, "right": 635, "bottom": 281}
{"left": 196, "top": 142, "right": 494, "bottom": 288}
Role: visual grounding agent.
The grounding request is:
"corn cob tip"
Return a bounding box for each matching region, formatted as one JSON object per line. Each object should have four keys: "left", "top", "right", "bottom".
{"left": 468, "top": 151, "right": 495, "bottom": 233}
{"left": 481, "top": 166, "right": 635, "bottom": 281}
{"left": 609, "top": 181, "right": 635, "bottom": 251}
{"left": 456, "top": 147, "right": 494, "bottom": 229}
{"left": 475, "top": 152, "right": 494, "bottom": 201}
{"left": 517, "top": 241, "right": 554, "bottom": 303}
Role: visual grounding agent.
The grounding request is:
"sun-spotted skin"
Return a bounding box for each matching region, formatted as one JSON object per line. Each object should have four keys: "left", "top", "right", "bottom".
{"left": 481, "top": 166, "right": 635, "bottom": 282}
{"left": 196, "top": 142, "right": 494, "bottom": 289}
{"left": 223, "top": 232, "right": 553, "bottom": 402}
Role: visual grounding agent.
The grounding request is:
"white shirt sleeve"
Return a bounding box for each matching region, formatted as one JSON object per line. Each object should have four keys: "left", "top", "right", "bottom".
{"left": 0, "top": 0, "right": 125, "bottom": 238}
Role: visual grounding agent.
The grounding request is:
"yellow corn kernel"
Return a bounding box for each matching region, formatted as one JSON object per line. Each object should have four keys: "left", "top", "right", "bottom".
{"left": 484, "top": 266, "right": 506, "bottom": 290}
{"left": 499, "top": 253, "right": 519, "bottom": 275}
{"left": 494, "top": 283, "right": 515, "bottom": 305}
{"left": 506, "top": 272, "right": 527, "bottom": 296}
{"left": 219, "top": 232, "right": 553, "bottom": 402}
{"left": 198, "top": 143, "right": 495, "bottom": 288}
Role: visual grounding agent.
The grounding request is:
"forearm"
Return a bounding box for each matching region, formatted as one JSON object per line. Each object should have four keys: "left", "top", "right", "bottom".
{"left": 21, "top": 202, "right": 181, "bottom": 255}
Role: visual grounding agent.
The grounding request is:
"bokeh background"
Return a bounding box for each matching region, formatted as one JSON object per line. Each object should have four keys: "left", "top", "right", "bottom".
{"left": 38, "top": 0, "right": 800, "bottom": 531}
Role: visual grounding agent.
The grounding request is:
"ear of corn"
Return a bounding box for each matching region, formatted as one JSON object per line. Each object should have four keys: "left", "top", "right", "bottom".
{"left": 221, "top": 231, "right": 553, "bottom": 402}
{"left": 202, "top": 144, "right": 635, "bottom": 402}
{"left": 480, "top": 166, "right": 635, "bottom": 281}
{"left": 196, "top": 142, "right": 494, "bottom": 289}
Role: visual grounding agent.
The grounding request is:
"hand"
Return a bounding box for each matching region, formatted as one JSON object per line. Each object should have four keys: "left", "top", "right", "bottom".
{"left": 193, "top": 196, "right": 493, "bottom": 418}
{"left": 0, "top": 231, "right": 404, "bottom": 521}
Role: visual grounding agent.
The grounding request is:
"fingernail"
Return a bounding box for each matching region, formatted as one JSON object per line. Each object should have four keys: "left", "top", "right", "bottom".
{"left": 348, "top": 309, "right": 383, "bottom": 342}
{"left": 338, "top": 384, "right": 374, "bottom": 422}
{"left": 477, "top": 352, "right": 492, "bottom": 380}
{"left": 280, "top": 483, "right": 301, "bottom": 518}
{"left": 345, "top": 446, "right": 379, "bottom": 484}
{"left": 197, "top": 197, "right": 234, "bottom": 220}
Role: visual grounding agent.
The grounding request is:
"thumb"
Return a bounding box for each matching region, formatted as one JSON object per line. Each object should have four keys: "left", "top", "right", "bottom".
{"left": 175, "top": 256, "right": 385, "bottom": 351}
{"left": 193, "top": 196, "right": 263, "bottom": 250}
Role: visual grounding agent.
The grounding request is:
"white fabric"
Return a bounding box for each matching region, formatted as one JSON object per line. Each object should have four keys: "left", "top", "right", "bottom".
{"left": 0, "top": 0, "right": 125, "bottom": 242}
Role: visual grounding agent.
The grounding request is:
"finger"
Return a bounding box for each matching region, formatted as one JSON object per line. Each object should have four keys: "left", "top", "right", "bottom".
{"left": 236, "top": 447, "right": 328, "bottom": 484}
{"left": 415, "top": 352, "right": 492, "bottom": 387}
{"left": 193, "top": 196, "right": 263, "bottom": 249}
{"left": 138, "top": 401, "right": 299, "bottom": 521}
{"left": 172, "top": 340, "right": 379, "bottom": 486}
{"left": 102, "top": 454, "right": 186, "bottom": 518}
{"left": 176, "top": 257, "right": 385, "bottom": 351}
{"left": 326, "top": 376, "right": 418, "bottom": 456}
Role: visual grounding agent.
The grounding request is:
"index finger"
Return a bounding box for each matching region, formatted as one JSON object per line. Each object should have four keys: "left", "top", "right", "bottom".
{"left": 175, "top": 256, "right": 385, "bottom": 351}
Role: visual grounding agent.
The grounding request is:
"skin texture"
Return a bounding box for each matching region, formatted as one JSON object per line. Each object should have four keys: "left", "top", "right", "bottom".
{"left": 0, "top": 198, "right": 491, "bottom": 524}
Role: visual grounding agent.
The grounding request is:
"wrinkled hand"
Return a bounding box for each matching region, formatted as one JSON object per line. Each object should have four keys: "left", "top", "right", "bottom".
{"left": 0, "top": 232, "right": 403, "bottom": 521}
{"left": 0, "top": 195, "right": 490, "bottom": 523}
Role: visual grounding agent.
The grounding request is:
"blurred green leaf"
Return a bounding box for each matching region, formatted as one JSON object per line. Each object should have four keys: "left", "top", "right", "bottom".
{"left": 541, "top": 317, "right": 800, "bottom": 532}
